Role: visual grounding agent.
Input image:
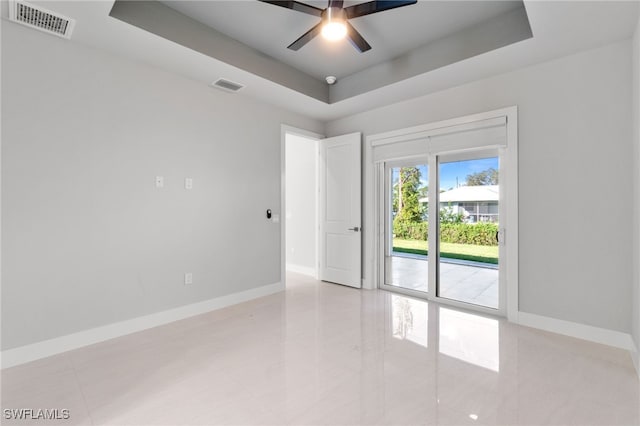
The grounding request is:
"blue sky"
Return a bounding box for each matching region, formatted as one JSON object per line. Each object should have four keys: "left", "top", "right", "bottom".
{"left": 393, "top": 157, "right": 499, "bottom": 192}
{"left": 439, "top": 157, "right": 499, "bottom": 190}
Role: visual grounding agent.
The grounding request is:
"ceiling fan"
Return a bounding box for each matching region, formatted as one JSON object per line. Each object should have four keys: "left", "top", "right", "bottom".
{"left": 258, "top": 0, "right": 418, "bottom": 53}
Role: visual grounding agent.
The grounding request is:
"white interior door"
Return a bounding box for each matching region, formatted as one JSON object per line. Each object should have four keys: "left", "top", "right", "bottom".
{"left": 319, "top": 132, "right": 362, "bottom": 288}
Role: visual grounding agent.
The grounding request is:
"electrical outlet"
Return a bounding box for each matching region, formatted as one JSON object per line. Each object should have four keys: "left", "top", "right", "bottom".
{"left": 185, "top": 178, "right": 193, "bottom": 190}
{"left": 184, "top": 273, "right": 193, "bottom": 285}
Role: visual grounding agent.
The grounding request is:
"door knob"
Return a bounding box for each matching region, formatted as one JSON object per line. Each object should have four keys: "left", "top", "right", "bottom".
{"left": 348, "top": 227, "right": 360, "bottom": 232}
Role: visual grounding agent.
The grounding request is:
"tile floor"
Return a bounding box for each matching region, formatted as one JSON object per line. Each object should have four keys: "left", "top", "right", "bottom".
{"left": 2, "top": 272, "right": 638, "bottom": 425}
{"left": 386, "top": 255, "right": 498, "bottom": 308}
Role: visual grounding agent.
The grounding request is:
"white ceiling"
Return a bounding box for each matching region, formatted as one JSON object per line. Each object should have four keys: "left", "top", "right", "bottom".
{"left": 2, "top": 1, "right": 639, "bottom": 122}
{"left": 159, "top": 0, "right": 523, "bottom": 81}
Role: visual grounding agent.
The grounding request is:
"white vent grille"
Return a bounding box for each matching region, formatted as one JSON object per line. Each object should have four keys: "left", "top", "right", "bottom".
{"left": 9, "top": 1, "right": 75, "bottom": 39}
{"left": 211, "top": 79, "right": 245, "bottom": 93}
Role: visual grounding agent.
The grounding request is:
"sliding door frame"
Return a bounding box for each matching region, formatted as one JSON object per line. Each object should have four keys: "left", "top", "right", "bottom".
{"left": 369, "top": 107, "right": 518, "bottom": 320}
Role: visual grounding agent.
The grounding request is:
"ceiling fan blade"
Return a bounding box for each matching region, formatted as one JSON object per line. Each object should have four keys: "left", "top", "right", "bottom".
{"left": 287, "top": 22, "right": 323, "bottom": 50}
{"left": 344, "top": 0, "right": 417, "bottom": 19}
{"left": 328, "top": 0, "right": 344, "bottom": 8}
{"left": 346, "top": 22, "right": 371, "bottom": 52}
{"left": 258, "top": 1, "right": 323, "bottom": 17}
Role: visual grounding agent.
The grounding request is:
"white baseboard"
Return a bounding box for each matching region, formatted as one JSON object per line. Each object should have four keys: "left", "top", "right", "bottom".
{"left": 285, "top": 263, "right": 316, "bottom": 277}
{"left": 517, "top": 311, "right": 635, "bottom": 351}
{"left": 1, "top": 282, "right": 283, "bottom": 369}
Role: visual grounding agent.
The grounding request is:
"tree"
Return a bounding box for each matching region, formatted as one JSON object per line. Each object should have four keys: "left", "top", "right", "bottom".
{"left": 466, "top": 168, "right": 498, "bottom": 186}
{"left": 395, "top": 167, "right": 422, "bottom": 223}
{"left": 392, "top": 167, "right": 428, "bottom": 239}
{"left": 439, "top": 204, "right": 464, "bottom": 223}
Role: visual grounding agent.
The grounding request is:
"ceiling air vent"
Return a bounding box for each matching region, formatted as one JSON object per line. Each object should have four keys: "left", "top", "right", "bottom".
{"left": 8, "top": 0, "right": 75, "bottom": 39}
{"left": 211, "top": 79, "right": 245, "bottom": 93}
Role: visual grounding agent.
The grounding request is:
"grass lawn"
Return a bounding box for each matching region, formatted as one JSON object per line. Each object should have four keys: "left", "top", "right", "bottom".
{"left": 393, "top": 238, "right": 498, "bottom": 264}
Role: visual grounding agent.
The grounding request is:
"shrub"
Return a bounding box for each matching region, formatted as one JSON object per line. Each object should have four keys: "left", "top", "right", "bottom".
{"left": 439, "top": 206, "right": 464, "bottom": 224}
{"left": 440, "top": 223, "right": 498, "bottom": 246}
{"left": 393, "top": 218, "right": 428, "bottom": 240}
{"left": 393, "top": 221, "right": 498, "bottom": 246}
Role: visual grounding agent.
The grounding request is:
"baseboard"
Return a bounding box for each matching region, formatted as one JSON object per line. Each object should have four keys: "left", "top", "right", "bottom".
{"left": 1, "top": 281, "right": 283, "bottom": 369}
{"left": 285, "top": 263, "right": 316, "bottom": 277}
{"left": 517, "top": 311, "right": 635, "bottom": 351}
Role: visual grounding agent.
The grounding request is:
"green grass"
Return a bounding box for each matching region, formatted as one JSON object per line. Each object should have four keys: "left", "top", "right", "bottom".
{"left": 393, "top": 238, "right": 498, "bottom": 264}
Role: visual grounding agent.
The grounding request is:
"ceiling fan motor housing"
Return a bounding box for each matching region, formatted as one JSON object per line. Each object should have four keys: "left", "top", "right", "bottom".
{"left": 322, "top": 6, "right": 346, "bottom": 23}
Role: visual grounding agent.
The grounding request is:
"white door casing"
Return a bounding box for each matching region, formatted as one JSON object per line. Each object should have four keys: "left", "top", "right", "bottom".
{"left": 319, "top": 133, "right": 362, "bottom": 288}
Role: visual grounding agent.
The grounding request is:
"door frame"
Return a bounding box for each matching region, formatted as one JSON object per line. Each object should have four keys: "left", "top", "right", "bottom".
{"left": 367, "top": 107, "right": 519, "bottom": 320}
{"left": 280, "top": 125, "right": 324, "bottom": 289}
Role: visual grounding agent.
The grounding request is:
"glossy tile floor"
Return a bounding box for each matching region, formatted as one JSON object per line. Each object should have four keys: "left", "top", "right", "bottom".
{"left": 2, "top": 272, "right": 639, "bottom": 425}
{"left": 386, "top": 255, "right": 498, "bottom": 308}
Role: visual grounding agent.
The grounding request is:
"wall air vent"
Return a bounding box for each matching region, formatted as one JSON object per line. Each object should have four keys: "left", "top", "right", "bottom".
{"left": 8, "top": 0, "right": 75, "bottom": 39}
{"left": 210, "top": 79, "right": 245, "bottom": 93}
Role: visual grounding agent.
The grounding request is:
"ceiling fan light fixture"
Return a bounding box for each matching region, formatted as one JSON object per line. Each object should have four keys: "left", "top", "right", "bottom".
{"left": 321, "top": 21, "right": 347, "bottom": 41}
{"left": 260, "top": 0, "right": 417, "bottom": 52}
{"left": 321, "top": 7, "right": 347, "bottom": 41}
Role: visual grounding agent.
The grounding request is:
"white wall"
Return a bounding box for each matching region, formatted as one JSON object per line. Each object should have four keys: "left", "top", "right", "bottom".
{"left": 632, "top": 15, "right": 640, "bottom": 371}
{"left": 285, "top": 133, "right": 317, "bottom": 276}
{"left": 327, "top": 40, "right": 633, "bottom": 334}
{"left": 0, "top": 23, "right": 322, "bottom": 351}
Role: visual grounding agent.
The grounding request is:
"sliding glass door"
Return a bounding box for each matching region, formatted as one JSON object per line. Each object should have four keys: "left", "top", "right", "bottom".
{"left": 436, "top": 152, "right": 500, "bottom": 309}
{"left": 380, "top": 150, "right": 503, "bottom": 312}
{"left": 374, "top": 109, "right": 515, "bottom": 317}
{"left": 382, "top": 160, "right": 429, "bottom": 295}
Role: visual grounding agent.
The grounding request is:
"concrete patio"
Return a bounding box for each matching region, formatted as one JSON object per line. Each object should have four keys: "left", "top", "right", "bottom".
{"left": 385, "top": 253, "right": 498, "bottom": 309}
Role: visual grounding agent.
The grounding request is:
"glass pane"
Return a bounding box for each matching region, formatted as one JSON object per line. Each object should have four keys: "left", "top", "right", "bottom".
{"left": 437, "top": 157, "right": 499, "bottom": 309}
{"left": 385, "top": 164, "right": 428, "bottom": 293}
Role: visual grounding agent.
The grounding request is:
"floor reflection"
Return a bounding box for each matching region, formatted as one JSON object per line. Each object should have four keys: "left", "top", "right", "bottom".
{"left": 387, "top": 293, "right": 499, "bottom": 371}
{"left": 439, "top": 307, "right": 500, "bottom": 372}
{"left": 391, "top": 294, "right": 428, "bottom": 348}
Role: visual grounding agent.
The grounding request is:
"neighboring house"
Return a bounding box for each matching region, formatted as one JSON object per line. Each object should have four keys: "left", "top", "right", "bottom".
{"left": 420, "top": 185, "right": 499, "bottom": 223}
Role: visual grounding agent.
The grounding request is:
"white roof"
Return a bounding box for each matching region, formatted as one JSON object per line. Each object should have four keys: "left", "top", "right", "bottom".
{"left": 419, "top": 185, "right": 499, "bottom": 203}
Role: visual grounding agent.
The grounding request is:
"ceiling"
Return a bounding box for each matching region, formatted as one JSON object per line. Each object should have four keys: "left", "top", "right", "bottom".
{"left": 158, "top": 1, "right": 524, "bottom": 81}
{"left": 108, "top": 0, "right": 533, "bottom": 103}
{"left": 2, "top": 1, "right": 639, "bottom": 121}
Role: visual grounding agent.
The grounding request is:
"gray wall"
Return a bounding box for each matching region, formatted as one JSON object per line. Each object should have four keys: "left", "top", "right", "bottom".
{"left": 327, "top": 40, "right": 634, "bottom": 334}
{"left": 285, "top": 134, "right": 317, "bottom": 273}
{"left": 632, "top": 16, "right": 640, "bottom": 361}
{"left": 1, "top": 23, "right": 322, "bottom": 350}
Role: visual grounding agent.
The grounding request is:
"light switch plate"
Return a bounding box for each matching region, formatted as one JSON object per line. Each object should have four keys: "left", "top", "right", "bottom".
{"left": 155, "top": 176, "right": 164, "bottom": 188}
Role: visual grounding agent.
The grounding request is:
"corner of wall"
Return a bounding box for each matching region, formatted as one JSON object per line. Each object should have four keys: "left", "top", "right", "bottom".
{"left": 632, "top": 12, "right": 640, "bottom": 378}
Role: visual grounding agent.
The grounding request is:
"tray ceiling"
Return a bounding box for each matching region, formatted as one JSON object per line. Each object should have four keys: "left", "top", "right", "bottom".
{"left": 110, "top": 0, "right": 533, "bottom": 103}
